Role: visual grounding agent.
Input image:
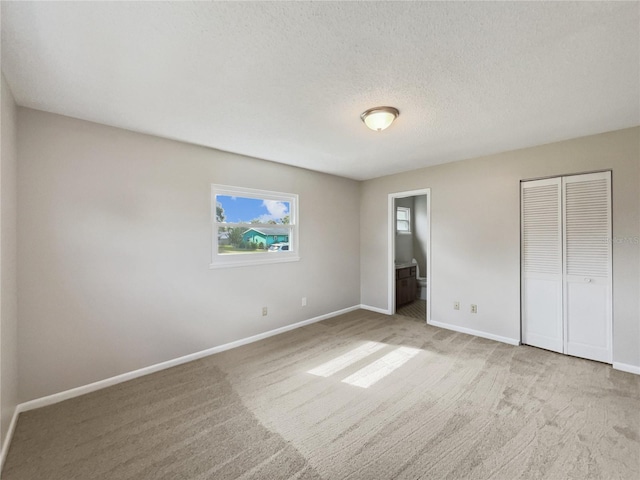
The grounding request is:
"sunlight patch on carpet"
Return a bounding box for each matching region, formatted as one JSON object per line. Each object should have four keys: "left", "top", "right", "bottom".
{"left": 307, "top": 341, "right": 386, "bottom": 377}
{"left": 341, "top": 346, "right": 421, "bottom": 388}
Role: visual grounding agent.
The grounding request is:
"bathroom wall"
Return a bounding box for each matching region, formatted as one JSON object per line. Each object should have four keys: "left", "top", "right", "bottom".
{"left": 412, "top": 195, "right": 428, "bottom": 277}
{"left": 394, "top": 197, "right": 414, "bottom": 264}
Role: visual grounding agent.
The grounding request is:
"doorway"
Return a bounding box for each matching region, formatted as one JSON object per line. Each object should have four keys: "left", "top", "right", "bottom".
{"left": 388, "top": 189, "right": 431, "bottom": 323}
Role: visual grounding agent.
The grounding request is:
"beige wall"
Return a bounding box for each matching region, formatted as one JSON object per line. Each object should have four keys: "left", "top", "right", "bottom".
{"left": 17, "top": 108, "right": 361, "bottom": 401}
{"left": 361, "top": 127, "right": 640, "bottom": 367}
{"left": 1, "top": 74, "right": 19, "bottom": 447}
{"left": 11, "top": 108, "right": 640, "bottom": 403}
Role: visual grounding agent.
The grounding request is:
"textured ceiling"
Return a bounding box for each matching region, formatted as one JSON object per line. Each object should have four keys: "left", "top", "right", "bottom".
{"left": 2, "top": 2, "right": 638, "bottom": 180}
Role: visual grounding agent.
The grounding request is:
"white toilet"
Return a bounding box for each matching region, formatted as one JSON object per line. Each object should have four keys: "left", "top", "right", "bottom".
{"left": 411, "top": 258, "right": 427, "bottom": 300}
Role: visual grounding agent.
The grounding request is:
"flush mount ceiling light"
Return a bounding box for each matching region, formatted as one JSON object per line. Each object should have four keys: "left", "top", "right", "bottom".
{"left": 360, "top": 106, "right": 399, "bottom": 132}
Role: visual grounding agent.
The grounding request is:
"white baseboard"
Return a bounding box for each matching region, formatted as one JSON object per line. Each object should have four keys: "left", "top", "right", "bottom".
{"left": 359, "top": 304, "right": 392, "bottom": 315}
{"left": 18, "top": 304, "right": 360, "bottom": 414}
{"left": 428, "top": 319, "right": 520, "bottom": 346}
{"left": 0, "top": 404, "right": 22, "bottom": 473}
{"left": 613, "top": 362, "right": 640, "bottom": 375}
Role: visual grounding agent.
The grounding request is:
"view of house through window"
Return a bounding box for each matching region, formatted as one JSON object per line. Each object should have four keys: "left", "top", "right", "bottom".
{"left": 216, "top": 196, "right": 291, "bottom": 254}
{"left": 211, "top": 185, "right": 299, "bottom": 268}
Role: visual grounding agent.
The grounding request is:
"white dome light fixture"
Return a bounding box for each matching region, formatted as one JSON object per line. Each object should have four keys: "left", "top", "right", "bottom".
{"left": 360, "top": 106, "right": 399, "bottom": 132}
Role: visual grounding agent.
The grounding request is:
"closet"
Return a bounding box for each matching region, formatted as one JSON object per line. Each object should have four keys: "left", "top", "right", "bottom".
{"left": 521, "top": 171, "right": 612, "bottom": 363}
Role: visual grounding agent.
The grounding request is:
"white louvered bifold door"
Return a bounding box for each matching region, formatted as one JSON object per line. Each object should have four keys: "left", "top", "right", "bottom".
{"left": 563, "top": 172, "right": 612, "bottom": 363}
{"left": 521, "top": 178, "right": 563, "bottom": 353}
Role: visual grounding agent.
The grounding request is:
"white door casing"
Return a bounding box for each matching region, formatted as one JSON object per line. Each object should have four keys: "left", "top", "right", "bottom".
{"left": 387, "top": 189, "right": 431, "bottom": 321}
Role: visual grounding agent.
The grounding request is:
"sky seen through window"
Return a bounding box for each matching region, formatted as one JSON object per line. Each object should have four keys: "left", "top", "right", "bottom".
{"left": 216, "top": 195, "right": 290, "bottom": 224}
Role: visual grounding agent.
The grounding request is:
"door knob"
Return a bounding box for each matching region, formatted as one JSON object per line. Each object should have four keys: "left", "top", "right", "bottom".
{"left": 584, "top": 278, "right": 592, "bottom": 283}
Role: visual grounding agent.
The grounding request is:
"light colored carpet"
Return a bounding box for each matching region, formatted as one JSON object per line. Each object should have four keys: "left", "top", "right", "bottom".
{"left": 3, "top": 309, "right": 639, "bottom": 479}
{"left": 396, "top": 299, "right": 426, "bottom": 321}
{"left": 3, "top": 359, "right": 321, "bottom": 480}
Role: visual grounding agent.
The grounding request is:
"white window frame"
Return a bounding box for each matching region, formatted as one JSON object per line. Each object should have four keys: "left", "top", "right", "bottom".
{"left": 210, "top": 184, "right": 299, "bottom": 269}
{"left": 396, "top": 206, "right": 411, "bottom": 234}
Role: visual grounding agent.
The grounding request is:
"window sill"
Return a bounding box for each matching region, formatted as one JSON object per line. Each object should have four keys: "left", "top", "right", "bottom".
{"left": 209, "top": 255, "right": 300, "bottom": 269}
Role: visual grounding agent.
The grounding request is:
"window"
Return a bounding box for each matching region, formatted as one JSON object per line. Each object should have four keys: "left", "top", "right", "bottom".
{"left": 396, "top": 206, "right": 411, "bottom": 234}
{"left": 211, "top": 185, "right": 299, "bottom": 268}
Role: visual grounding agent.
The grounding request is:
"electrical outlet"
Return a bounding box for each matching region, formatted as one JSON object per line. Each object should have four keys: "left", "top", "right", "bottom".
{"left": 301, "top": 297, "right": 307, "bottom": 307}
{"left": 262, "top": 306, "right": 268, "bottom": 316}
{"left": 454, "top": 301, "right": 460, "bottom": 310}
{"left": 471, "top": 304, "right": 478, "bottom": 314}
